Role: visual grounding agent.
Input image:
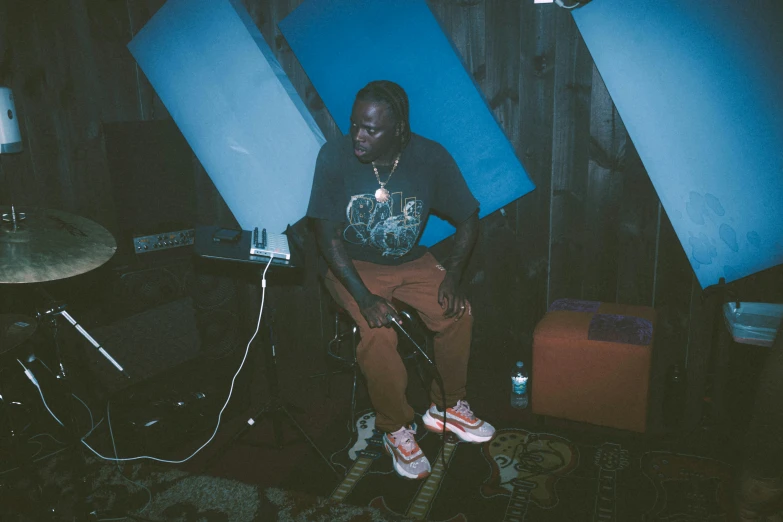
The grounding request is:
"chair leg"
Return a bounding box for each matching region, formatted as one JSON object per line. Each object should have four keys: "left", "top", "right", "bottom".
{"left": 349, "top": 367, "right": 358, "bottom": 433}
{"left": 415, "top": 360, "right": 430, "bottom": 399}
{"left": 324, "top": 351, "right": 333, "bottom": 399}
{"left": 349, "top": 325, "right": 359, "bottom": 433}
{"left": 325, "top": 312, "right": 341, "bottom": 399}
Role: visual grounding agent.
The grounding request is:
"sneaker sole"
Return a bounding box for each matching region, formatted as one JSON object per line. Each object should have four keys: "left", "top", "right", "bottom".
{"left": 383, "top": 438, "right": 431, "bottom": 480}
{"left": 422, "top": 411, "right": 495, "bottom": 444}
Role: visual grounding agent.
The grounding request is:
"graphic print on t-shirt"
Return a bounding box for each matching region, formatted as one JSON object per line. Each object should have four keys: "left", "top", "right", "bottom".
{"left": 344, "top": 191, "right": 423, "bottom": 258}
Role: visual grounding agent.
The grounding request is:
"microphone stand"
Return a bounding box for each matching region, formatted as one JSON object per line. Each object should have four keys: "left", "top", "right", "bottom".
{"left": 35, "top": 290, "right": 129, "bottom": 379}
{"left": 30, "top": 288, "right": 131, "bottom": 521}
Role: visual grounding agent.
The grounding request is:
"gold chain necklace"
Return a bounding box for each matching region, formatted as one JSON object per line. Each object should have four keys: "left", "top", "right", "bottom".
{"left": 372, "top": 153, "right": 401, "bottom": 203}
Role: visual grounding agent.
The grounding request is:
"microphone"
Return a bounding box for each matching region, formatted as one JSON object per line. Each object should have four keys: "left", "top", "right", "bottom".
{"left": 387, "top": 314, "right": 436, "bottom": 368}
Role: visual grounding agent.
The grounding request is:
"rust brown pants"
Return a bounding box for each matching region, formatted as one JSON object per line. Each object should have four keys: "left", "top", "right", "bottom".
{"left": 324, "top": 252, "right": 472, "bottom": 433}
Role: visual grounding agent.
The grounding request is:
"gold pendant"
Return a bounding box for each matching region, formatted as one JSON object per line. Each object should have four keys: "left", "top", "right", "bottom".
{"left": 375, "top": 187, "right": 390, "bottom": 203}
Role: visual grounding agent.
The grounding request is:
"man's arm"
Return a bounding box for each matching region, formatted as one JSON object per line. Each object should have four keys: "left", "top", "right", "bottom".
{"left": 438, "top": 210, "right": 479, "bottom": 318}
{"left": 312, "top": 218, "right": 402, "bottom": 328}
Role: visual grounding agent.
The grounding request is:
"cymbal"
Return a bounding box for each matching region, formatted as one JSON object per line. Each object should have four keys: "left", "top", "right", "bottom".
{"left": 0, "top": 207, "right": 117, "bottom": 284}
{"left": 0, "top": 314, "right": 37, "bottom": 355}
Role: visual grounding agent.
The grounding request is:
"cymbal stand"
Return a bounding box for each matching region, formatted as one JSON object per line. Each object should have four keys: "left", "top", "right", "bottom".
{"left": 35, "top": 293, "right": 129, "bottom": 380}
{"left": 31, "top": 293, "right": 133, "bottom": 520}
{"left": 1, "top": 203, "right": 26, "bottom": 231}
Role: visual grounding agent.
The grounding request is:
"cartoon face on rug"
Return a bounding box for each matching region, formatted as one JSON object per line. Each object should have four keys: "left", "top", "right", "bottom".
{"left": 482, "top": 429, "right": 579, "bottom": 508}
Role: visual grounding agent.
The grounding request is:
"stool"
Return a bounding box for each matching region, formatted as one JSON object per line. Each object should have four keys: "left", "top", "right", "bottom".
{"left": 321, "top": 300, "right": 431, "bottom": 432}
{"left": 532, "top": 298, "right": 656, "bottom": 432}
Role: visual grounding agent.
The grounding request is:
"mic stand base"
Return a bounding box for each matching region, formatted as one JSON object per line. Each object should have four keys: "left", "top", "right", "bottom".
{"left": 25, "top": 303, "right": 155, "bottom": 521}
{"left": 201, "top": 300, "right": 338, "bottom": 477}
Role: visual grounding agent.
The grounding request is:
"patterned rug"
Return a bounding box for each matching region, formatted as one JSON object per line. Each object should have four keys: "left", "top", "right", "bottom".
{"left": 4, "top": 408, "right": 769, "bottom": 521}
{"left": 2, "top": 441, "right": 408, "bottom": 522}
{"left": 320, "top": 411, "right": 738, "bottom": 522}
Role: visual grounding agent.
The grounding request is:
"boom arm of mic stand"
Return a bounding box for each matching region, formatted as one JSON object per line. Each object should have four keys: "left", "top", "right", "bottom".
{"left": 58, "top": 310, "right": 129, "bottom": 378}
{"left": 35, "top": 287, "right": 130, "bottom": 379}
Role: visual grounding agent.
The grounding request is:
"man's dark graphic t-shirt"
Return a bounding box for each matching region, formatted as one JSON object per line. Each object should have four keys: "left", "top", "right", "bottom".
{"left": 306, "top": 133, "right": 478, "bottom": 266}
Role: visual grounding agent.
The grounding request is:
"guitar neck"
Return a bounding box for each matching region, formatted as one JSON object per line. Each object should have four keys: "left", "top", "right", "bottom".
{"left": 593, "top": 468, "right": 618, "bottom": 522}
{"left": 504, "top": 481, "right": 535, "bottom": 522}
{"left": 331, "top": 455, "right": 374, "bottom": 502}
{"left": 406, "top": 441, "right": 459, "bottom": 520}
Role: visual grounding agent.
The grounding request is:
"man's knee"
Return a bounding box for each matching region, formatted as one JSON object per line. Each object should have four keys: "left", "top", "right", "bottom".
{"left": 356, "top": 326, "right": 398, "bottom": 359}
{"left": 430, "top": 310, "right": 473, "bottom": 334}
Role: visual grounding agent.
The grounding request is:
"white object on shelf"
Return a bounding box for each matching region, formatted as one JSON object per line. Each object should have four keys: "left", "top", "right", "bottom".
{"left": 723, "top": 302, "right": 783, "bottom": 347}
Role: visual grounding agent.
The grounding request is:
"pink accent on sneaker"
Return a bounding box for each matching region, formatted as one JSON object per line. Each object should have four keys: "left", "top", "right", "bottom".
{"left": 422, "top": 400, "right": 496, "bottom": 443}
{"left": 383, "top": 425, "right": 431, "bottom": 480}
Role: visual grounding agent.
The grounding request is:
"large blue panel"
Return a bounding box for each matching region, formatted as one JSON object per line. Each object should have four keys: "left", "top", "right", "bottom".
{"left": 279, "top": 0, "right": 535, "bottom": 246}
{"left": 573, "top": 0, "right": 783, "bottom": 288}
{"left": 128, "top": 0, "right": 325, "bottom": 233}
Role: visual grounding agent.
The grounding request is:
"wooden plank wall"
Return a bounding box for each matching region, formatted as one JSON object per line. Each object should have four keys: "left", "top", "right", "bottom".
{"left": 1, "top": 0, "right": 747, "bottom": 431}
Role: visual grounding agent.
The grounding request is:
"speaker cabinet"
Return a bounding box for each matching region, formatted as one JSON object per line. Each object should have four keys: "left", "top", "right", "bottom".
{"left": 103, "top": 120, "right": 198, "bottom": 264}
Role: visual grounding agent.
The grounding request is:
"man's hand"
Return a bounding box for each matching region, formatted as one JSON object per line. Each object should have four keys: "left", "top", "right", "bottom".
{"left": 438, "top": 272, "right": 470, "bottom": 319}
{"left": 358, "top": 294, "right": 403, "bottom": 328}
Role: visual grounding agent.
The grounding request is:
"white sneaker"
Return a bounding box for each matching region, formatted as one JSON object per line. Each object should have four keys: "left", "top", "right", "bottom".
{"left": 382, "top": 425, "right": 431, "bottom": 480}
{"left": 422, "top": 400, "right": 496, "bottom": 443}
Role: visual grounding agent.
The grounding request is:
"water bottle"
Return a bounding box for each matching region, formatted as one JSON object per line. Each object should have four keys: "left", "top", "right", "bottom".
{"left": 511, "top": 361, "right": 529, "bottom": 409}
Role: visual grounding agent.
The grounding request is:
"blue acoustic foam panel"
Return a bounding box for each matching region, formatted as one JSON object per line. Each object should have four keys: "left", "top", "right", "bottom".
{"left": 278, "top": 0, "right": 535, "bottom": 246}
{"left": 128, "top": 0, "right": 325, "bottom": 233}
{"left": 573, "top": 0, "right": 783, "bottom": 288}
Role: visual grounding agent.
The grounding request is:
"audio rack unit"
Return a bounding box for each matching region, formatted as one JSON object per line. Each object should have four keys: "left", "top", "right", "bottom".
{"left": 133, "top": 228, "right": 195, "bottom": 253}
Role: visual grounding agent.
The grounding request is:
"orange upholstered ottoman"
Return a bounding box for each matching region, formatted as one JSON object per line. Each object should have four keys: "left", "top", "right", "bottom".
{"left": 532, "top": 298, "right": 656, "bottom": 432}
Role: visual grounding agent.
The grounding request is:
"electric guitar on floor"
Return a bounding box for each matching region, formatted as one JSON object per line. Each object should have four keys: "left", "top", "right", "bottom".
{"left": 592, "top": 442, "right": 629, "bottom": 522}
{"left": 482, "top": 429, "right": 579, "bottom": 522}
{"left": 641, "top": 451, "right": 732, "bottom": 521}
{"left": 405, "top": 433, "right": 461, "bottom": 520}
{"left": 330, "top": 413, "right": 384, "bottom": 502}
{"left": 371, "top": 432, "right": 466, "bottom": 522}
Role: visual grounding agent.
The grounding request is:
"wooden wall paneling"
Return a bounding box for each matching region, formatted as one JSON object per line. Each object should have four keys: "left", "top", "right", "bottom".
{"left": 467, "top": 208, "right": 527, "bottom": 362}
{"left": 484, "top": 0, "right": 519, "bottom": 148}
{"left": 683, "top": 278, "right": 716, "bottom": 431}
{"left": 0, "top": 1, "right": 36, "bottom": 209}
{"left": 434, "top": 0, "right": 486, "bottom": 91}
{"left": 546, "top": 12, "right": 593, "bottom": 304}
{"left": 0, "top": 0, "right": 8, "bottom": 77}
{"left": 515, "top": 2, "right": 556, "bottom": 348}
{"left": 614, "top": 136, "right": 660, "bottom": 307}
{"left": 84, "top": 0, "right": 144, "bottom": 123}
{"left": 580, "top": 64, "right": 623, "bottom": 302}
{"left": 652, "top": 209, "right": 697, "bottom": 428}
{"left": 4, "top": 3, "right": 79, "bottom": 214}
{"left": 58, "top": 0, "right": 117, "bottom": 226}
{"left": 126, "top": 0, "right": 169, "bottom": 121}
{"left": 459, "top": 0, "right": 524, "bottom": 364}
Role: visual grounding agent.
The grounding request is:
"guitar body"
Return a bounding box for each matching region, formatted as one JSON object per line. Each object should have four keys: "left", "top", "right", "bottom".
{"left": 482, "top": 429, "right": 579, "bottom": 521}
{"left": 330, "top": 412, "right": 384, "bottom": 502}
{"left": 641, "top": 451, "right": 732, "bottom": 521}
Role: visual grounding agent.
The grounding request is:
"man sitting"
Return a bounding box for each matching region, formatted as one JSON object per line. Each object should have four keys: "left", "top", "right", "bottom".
{"left": 307, "top": 80, "right": 495, "bottom": 480}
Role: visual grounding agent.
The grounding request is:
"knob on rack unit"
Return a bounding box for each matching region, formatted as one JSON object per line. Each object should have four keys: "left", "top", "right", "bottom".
{"left": 133, "top": 228, "right": 195, "bottom": 253}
